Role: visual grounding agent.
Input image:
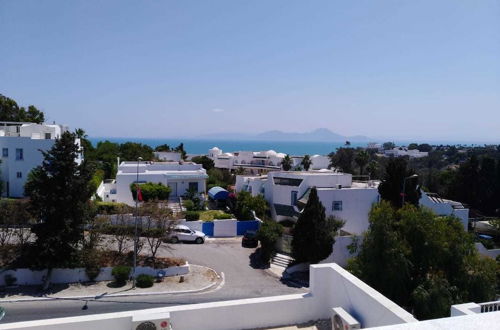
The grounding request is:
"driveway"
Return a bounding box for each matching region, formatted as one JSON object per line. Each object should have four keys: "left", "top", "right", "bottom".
{"left": 0, "top": 238, "right": 306, "bottom": 323}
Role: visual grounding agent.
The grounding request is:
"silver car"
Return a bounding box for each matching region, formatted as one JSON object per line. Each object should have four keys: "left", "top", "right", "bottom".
{"left": 169, "top": 225, "right": 206, "bottom": 244}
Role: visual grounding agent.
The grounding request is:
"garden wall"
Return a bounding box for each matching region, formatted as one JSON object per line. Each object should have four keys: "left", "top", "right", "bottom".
{"left": 0, "top": 263, "right": 189, "bottom": 286}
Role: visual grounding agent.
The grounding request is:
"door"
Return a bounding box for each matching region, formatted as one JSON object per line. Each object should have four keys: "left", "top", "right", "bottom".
{"left": 168, "top": 182, "right": 178, "bottom": 197}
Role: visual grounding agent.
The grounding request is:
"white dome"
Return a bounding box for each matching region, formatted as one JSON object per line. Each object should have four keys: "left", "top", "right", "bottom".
{"left": 265, "top": 150, "right": 277, "bottom": 156}
{"left": 210, "top": 147, "right": 221, "bottom": 151}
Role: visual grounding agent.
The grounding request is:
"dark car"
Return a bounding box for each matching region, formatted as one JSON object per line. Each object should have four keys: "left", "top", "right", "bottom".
{"left": 242, "top": 230, "right": 258, "bottom": 248}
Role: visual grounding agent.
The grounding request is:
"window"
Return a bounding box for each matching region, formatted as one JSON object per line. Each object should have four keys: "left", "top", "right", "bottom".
{"left": 273, "top": 177, "right": 303, "bottom": 186}
{"left": 45, "top": 133, "right": 51, "bottom": 139}
{"left": 189, "top": 182, "right": 198, "bottom": 192}
{"left": 333, "top": 201, "right": 343, "bottom": 211}
{"left": 291, "top": 191, "right": 298, "bottom": 205}
{"left": 16, "top": 172, "right": 22, "bottom": 178}
{"left": 2, "top": 148, "right": 7, "bottom": 158}
{"left": 15, "top": 148, "right": 23, "bottom": 160}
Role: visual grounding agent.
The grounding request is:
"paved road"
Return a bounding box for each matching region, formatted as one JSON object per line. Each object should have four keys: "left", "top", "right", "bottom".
{"left": 0, "top": 239, "right": 306, "bottom": 324}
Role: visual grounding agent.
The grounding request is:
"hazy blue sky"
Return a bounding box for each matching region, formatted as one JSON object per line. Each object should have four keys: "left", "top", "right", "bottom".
{"left": 1, "top": 1, "right": 499, "bottom": 142}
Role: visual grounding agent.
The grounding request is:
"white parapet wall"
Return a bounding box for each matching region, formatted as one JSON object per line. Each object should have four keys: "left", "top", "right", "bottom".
{"left": 0, "top": 263, "right": 417, "bottom": 330}
{"left": 0, "top": 264, "right": 189, "bottom": 286}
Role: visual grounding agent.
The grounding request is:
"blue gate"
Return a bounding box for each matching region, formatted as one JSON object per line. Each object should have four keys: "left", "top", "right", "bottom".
{"left": 236, "top": 220, "right": 260, "bottom": 235}
{"left": 202, "top": 222, "right": 214, "bottom": 236}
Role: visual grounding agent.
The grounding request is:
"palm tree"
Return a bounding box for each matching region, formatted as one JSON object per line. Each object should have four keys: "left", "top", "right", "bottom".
{"left": 355, "top": 150, "right": 370, "bottom": 175}
{"left": 74, "top": 128, "right": 87, "bottom": 139}
{"left": 281, "top": 154, "right": 293, "bottom": 171}
{"left": 301, "top": 155, "right": 312, "bottom": 171}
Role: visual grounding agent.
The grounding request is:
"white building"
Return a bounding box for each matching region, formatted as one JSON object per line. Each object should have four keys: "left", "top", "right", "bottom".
{"left": 208, "top": 147, "right": 330, "bottom": 174}
{"left": 154, "top": 151, "right": 182, "bottom": 162}
{"left": 98, "top": 161, "right": 208, "bottom": 205}
{"left": 0, "top": 121, "right": 81, "bottom": 197}
{"left": 236, "top": 170, "right": 380, "bottom": 235}
{"left": 383, "top": 147, "right": 428, "bottom": 158}
{"left": 419, "top": 190, "right": 469, "bottom": 230}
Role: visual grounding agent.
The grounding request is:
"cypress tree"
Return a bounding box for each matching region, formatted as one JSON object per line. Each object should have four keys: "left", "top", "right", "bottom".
{"left": 291, "top": 187, "right": 344, "bottom": 263}
{"left": 25, "top": 132, "right": 93, "bottom": 277}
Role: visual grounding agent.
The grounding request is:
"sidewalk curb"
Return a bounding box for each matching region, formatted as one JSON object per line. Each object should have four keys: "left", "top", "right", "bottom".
{"left": 0, "top": 266, "right": 222, "bottom": 303}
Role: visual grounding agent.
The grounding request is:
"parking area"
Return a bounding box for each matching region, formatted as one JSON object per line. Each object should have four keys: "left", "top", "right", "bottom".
{"left": 158, "top": 238, "right": 306, "bottom": 299}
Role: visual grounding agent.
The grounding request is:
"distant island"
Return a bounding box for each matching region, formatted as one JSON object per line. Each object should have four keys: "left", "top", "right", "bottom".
{"left": 197, "top": 128, "right": 370, "bottom": 143}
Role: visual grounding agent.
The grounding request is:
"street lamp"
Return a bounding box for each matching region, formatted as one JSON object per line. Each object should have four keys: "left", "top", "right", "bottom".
{"left": 133, "top": 156, "right": 143, "bottom": 288}
{"left": 401, "top": 174, "right": 418, "bottom": 206}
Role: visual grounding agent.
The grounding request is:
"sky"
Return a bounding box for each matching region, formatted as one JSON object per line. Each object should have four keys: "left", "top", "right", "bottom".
{"left": 1, "top": 0, "right": 499, "bottom": 142}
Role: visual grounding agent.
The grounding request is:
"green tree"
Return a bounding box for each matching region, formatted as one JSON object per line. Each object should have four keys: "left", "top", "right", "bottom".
{"left": 174, "top": 143, "right": 187, "bottom": 160}
{"left": 378, "top": 158, "right": 420, "bottom": 208}
{"left": 94, "top": 140, "right": 120, "bottom": 179}
{"left": 301, "top": 155, "right": 312, "bottom": 171}
{"left": 354, "top": 150, "right": 370, "bottom": 175}
{"left": 233, "top": 191, "right": 268, "bottom": 220}
{"left": 74, "top": 128, "right": 95, "bottom": 160}
{"left": 383, "top": 142, "right": 396, "bottom": 150}
{"left": 191, "top": 155, "right": 215, "bottom": 170}
{"left": 408, "top": 143, "right": 418, "bottom": 150}
{"left": 349, "top": 202, "right": 498, "bottom": 320}
{"left": 155, "top": 144, "right": 171, "bottom": 152}
{"left": 24, "top": 132, "right": 94, "bottom": 286}
{"left": 119, "top": 142, "right": 154, "bottom": 161}
{"left": 281, "top": 154, "right": 293, "bottom": 171}
{"left": 329, "top": 148, "right": 355, "bottom": 173}
{"left": 0, "top": 94, "right": 45, "bottom": 123}
{"left": 291, "top": 188, "right": 344, "bottom": 263}
{"left": 366, "top": 160, "right": 380, "bottom": 179}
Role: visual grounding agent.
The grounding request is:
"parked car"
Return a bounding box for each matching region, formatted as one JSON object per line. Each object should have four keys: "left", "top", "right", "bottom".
{"left": 168, "top": 225, "right": 206, "bottom": 244}
{"left": 242, "top": 230, "right": 258, "bottom": 248}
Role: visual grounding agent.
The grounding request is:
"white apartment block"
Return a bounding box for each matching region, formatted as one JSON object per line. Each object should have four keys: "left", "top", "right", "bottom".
{"left": 236, "top": 170, "right": 380, "bottom": 235}
{"left": 383, "top": 147, "right": 429, "bottom": 158}
{"left": 208, "top": 147, "right": 330, "bottom": 174}
{"left": 0, "top": 122, "right": 81, "bottom": 197}
{"left": 97, "top": 161, "right": 208, "bottom": 205}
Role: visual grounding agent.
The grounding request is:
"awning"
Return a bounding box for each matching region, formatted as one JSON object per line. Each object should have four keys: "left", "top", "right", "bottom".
{"left": 296, "top": 188, "right": 311, "bottom": 210}
{"left": 208, "top": 186, "right": 229, "bottom": 200}
{"left": 274, "top": 204, "right": 300, "bottom": 218}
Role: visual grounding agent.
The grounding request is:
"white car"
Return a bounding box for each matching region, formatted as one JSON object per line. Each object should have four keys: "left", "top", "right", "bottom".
{"left": 169, "top": 225, "right": 206, "bottom": 244}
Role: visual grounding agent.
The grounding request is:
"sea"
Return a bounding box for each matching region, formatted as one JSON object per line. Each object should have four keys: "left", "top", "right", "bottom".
{"left": 88, "top": 137, "right": 490, "bottom": 156}
{"left": 88, "top": 138, "right": 367, "bottom": 156}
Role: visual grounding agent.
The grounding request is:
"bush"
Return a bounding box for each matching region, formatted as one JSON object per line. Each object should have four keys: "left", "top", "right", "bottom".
{"left": 4, "top": 274, "right": 17, "bottom": 286}
{"left": 96, "top": 202, "right": 132, "bottom": 214}
{"left": 130, "top": 182, "right": 171, "bottom": 202}
{"left": 82, "top": 248, "right": 102, "bottom": 281}
{"left": 183, "top": 199, "right": 195, "bottom": 211}
{"left": 185, "top": 211, "right": 200, "bottom": 221}
{"left": 198, "top": 210, "right": 233, "bottom": 221}
{"left": 257, "top": 221, "right": 283, "bottom": 264}
{"left": 136, "top": 274, "right": 154, "bottom": 288}
{"left": 112, "top": 265, "right": 131, "bottom": 285}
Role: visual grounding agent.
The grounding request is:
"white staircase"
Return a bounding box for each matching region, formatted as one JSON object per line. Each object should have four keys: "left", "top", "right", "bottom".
{"left": 271, "top": 253, "right": 294, "bottom": 268}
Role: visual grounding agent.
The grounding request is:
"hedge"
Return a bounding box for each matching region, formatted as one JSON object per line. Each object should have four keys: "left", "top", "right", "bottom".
{"left": 130, "top": 182, "right": 171, "bottom": 202}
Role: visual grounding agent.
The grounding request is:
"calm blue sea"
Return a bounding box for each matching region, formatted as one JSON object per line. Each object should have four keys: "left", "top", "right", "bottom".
{"left": 88, "top": 137, "right": 489, "bottom": 156}
{"left": 88, "top": 137, "right": 367, "bottom": 156}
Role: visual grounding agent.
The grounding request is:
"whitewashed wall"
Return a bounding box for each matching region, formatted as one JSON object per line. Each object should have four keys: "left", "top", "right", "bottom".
{"left": 0, "top": 264, "right": 189, "bottom": 286}
{"left": 475, "top": 242, "right": 500, "bottom": 259}
{"left": 321, "top": 235, "right": 360, "bottom": 267}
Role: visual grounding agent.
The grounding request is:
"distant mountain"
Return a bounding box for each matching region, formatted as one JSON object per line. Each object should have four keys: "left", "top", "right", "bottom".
{"left": 197, "top": 128, "right": 370, "bottom": 142}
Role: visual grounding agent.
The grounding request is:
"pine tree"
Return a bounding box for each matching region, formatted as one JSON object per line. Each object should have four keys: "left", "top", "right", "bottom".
{"left": 25, "top": 132, "right": 94, "bottom": 276}
{"left": 291, "top": 187, "right": 344, "bottom": 263}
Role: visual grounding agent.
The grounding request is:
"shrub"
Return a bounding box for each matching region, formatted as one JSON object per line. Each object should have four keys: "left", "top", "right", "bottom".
{"left": 136, "top": 274, "right": 154, "bottom": 288}
{"left": 183, "top": 199, "right": 195, "bottom": 211}
{"left": 130, "top": 182, "right": 171, "bottom": 202}
{"left": 82, "top": 248, "right": 102, "bottom": 281}
{"left": 185, "top": 211, "right": 200, "bottom": 221}
{"left": 257, "top": 221, "right": 283, "bottom": 264}
{"left": 96, "top": 202, "right": 132, "bottom": 214}
{"left": 4, "top": 274, "right": 17, "bottom": 286}
{"left": 112, "top": 265, "right": 131, "bottom": 285}
{"left": 198, "top": 210, "right": 233, "bottom": 221}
